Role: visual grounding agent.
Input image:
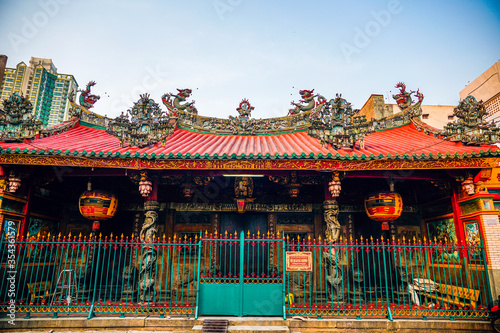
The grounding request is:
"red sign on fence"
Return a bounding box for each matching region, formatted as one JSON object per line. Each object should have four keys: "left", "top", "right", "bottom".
{"left": 285, "top": 251, "right": 312, "bottom": 271}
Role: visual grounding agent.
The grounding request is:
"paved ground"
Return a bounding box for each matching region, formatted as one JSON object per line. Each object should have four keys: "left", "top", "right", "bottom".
{"left": 0, "top": 315, "right": 495, "bottom": 333}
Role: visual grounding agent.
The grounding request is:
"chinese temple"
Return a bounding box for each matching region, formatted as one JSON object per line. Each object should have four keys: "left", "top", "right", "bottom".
{"left": 1, "top": 83, "right": 500, "bottom": 322}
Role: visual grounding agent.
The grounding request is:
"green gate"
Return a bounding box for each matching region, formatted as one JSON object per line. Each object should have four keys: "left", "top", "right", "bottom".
{"left": 197, "top": 231, "right": 284, "bottom": 316}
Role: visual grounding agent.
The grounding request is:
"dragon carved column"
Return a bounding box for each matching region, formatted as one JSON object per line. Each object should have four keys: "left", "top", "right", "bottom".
{"left": 324, "top": 200, "right": 341, "bottom": 243}
{"left": 138, "top": 200, "right": 159, "bottom": 303}
{"left": 323, "top": 172, "right": 343, "bottom": 301}
{"left": 324, "top": 172, "right": 342, "bottom": 243}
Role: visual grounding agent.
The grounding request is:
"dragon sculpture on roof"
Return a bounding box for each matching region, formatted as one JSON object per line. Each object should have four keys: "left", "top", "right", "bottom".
{"left": 68, "top": 80, "right": 101, "bottom": 115}
{"left": 78, "top": 81, "right": 100, "bottom": 109}
{"left": 288, "top": 89, "right": 326, "bottom": 115}
{"left": 162, "top": 88, "right": 198, "bottom": 115}
{"left": 392, "top": 82, "right": 423, "bottom": 117}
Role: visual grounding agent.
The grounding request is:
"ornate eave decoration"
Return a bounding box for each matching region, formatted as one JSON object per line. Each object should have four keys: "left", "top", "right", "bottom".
{"left": 308, "top": 93, "right": 372, "bottom": 149}
{"left": 0, "top": 93, "right": 42, "bottom": 141}
{"left": 443, "top": 95, "right": 499, "bottom": 145}
{"left": 269, "top": 171, "right": 302, "bottom": 197}
{"left": 107, "top": 93, "right": 175, "bottom": 147}
{"left": 268, "top": 171, "right": 323, "bottom": 197}
{"left": 170, "top": 202, "right": 313, "bottom": 213}
{"left": 392, "top": 82, "right": 423, "bottom": 117}
{"left": 1, "top": 154, "right": 498, "bottom": 171}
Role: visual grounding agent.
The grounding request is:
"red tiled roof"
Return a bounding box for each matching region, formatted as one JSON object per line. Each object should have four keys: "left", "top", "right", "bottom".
{"left": 0, "top": 122, "right": 498, "bottom": 160}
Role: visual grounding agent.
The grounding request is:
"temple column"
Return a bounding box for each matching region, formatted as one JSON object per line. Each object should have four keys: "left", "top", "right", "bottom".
{"left": 459, "top": 171, "right": 500, "bottom": 300}
{"left": 324, "top": 172, "right": 341, "bottom": 243}
{"left": 323, "top": 172, "right": 344, "bottom": 301}
{"left": 323, "top": 200, "right": 340, "bottom": 243}
{"left": 137, "top": 174, "right": 159, "bottom": 303}
{"left": 138, "top": 199, "right": 159, "bottom": 303}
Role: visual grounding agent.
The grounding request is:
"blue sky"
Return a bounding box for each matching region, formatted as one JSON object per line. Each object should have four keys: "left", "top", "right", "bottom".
{"left": 1, "top": 0, "right": 499, "bottom": 119}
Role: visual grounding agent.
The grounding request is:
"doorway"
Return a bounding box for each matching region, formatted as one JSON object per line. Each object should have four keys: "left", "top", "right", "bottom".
{"left": 198, "top": 213, "right": 283, "bottom": 316}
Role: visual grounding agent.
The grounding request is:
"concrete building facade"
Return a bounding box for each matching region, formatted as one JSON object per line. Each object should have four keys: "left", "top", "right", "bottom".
{"left": 359, "top": 94, "right": 455, "bottom": 129}
{"left": 460, "top": 61, "right": 500, "bottom": 121}
{"left": 0, "top": 57, "right": 78, "bottom": 127}
{"left": 360, "top": 62, "right": 500, "bottom": 129}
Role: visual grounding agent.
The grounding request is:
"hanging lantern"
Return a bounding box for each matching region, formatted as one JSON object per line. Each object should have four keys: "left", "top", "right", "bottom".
{"left": 287, "top": 183, "right": 301, "bottom": 198}
{"left": 461, "top": 176, "right": 475, "bottom": 196}
{"left": 181, "top": 183, "right": 195, "bottom": 198}
{"left": 8, "top": 171, "right": 21, "bottom": 193}
{"left": 79, "top": 190, "right": 118, "bottom": 231}
{"left": 328, "top": 172, "right": 341, "bottom": 198}
{"left": 364, "top": 192, "right": 403, "bottom": 230}
{"left": 234, "top": 177, "right": 255, "bottom": 213}
{"left": 236, "top": 198, "right": 246, "bottom": 213}
{"left": 138, "top": 172, "right": 153, "bottom": 197}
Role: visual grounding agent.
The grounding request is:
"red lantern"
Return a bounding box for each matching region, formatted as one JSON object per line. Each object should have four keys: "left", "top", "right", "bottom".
{"left": 236, "top": 198, "right": 246, "bottom": 213}
{"left": 364, "top": 192, "right": 403, "bottom": 229}
{"left": 79, "top": 190, "right": 118, "bottom": 231}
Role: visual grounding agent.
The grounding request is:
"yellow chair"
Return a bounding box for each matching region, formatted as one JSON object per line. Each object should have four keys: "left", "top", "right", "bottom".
{"left": 28, "top": 281, "right": 51, "bottom": 304}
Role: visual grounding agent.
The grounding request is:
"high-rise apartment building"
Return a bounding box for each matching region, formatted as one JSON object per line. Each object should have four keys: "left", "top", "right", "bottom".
{"left": 0, "top": 57, "right": 78, "bottom": 127}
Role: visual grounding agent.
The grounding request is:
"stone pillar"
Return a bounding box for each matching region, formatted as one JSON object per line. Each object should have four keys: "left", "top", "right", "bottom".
{"left": 324, "top": 200, "right": 340, "bottom": 243}
{"left": 323, "top": 173, "right": 344, "bottom": 301}
{"left": 138, "top": 200, "right": 159, "bottom": 303}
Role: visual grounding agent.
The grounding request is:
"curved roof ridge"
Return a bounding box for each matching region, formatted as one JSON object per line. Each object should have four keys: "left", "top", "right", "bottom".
{"left": 1, "top": 119, "right": 498, "bottom": 161}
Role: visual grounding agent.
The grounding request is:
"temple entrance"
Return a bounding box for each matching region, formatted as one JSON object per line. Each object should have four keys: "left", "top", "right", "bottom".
{"left": 220, "top": 213, "right": 268, "bottom": 276}
{"left": 198, "top": 213, "right": 283, "bottom": 316}
{"left": 220, "top": 213, "right": 268, "bottom": 238}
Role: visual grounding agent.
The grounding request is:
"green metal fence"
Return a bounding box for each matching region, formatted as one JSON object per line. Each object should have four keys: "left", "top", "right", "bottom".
{"left": 284, "top": 235, "right": 492, "bottom": 320}
{"left": 0, "top": 232, "right": 492, "bottom": 320}
{"left": 0, "top": 233, "right": 200, "bottom": 318}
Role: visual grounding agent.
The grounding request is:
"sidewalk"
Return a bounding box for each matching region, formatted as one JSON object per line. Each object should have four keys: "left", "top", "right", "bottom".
{"left": 0, "top": 315, "right": 494, "bottom": 333}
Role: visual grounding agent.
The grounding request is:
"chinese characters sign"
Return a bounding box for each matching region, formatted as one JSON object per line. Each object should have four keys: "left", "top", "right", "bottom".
{"left": 286, "top": 251, "right": 312, "bottom": 272}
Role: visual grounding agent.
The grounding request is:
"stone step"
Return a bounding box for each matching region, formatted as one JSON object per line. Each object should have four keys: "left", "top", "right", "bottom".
{"left": 201, "top": 319, "right": 229, "bottom": 332}
{"left": 192, "top": 325, "right": 290, "bottom": 333}
{"left": 199, "top": 317, "right": 286, "bottom": 327}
